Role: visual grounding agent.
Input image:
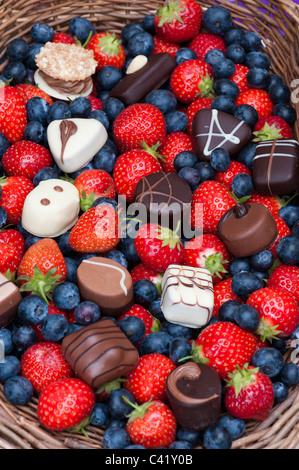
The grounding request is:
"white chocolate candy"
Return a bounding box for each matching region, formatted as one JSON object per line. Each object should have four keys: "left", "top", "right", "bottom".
{"left": 34, "top": 69, "right": 93, "bottom": 101}
{"left": 47, "top": 118, "right": 108, "bottom": 174}
{"left": 160, "top": 265, "right": 214, "bottom": 329}
{"left": 22, "top": 179, "right": 80, "bottom": 238}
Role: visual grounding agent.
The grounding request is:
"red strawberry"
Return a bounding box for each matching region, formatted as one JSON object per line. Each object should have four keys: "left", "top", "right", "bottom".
{"left": 0, "top": 242, "right": 20, "bottom": 276}
{"left": 124, "top": 352, "right": 176, "bottom": 403}
{"left": 191, "top": 180, "right": 236, "bottom": 234}
{"left": 190, "top": 32, "right": 226, "bottom": 60}
{"left": 267, "top": 216, "right": 291, "bottom": 258}
{"left": 2, "top": 141, "right": 53, "bottom": 180}
{"left": 15, "top": 83, "right": 53, "bottom": 105}
{"left": 87, "top": 95, "right": 102, "bottom": 112}
{"left": 248, "top": 191, "right": 281, "bottom": 217}
{"left": 159, "top": 131, "right": 194, "bottom": 173}
{"left": 118, "top": 304, "right": 159, "bottom": 345}
{"left": 213, "top": 278, "right": 244, "bottom": 317}
{"left": 154, "top": 0, "right": 202, "bottom": 43}
{"left": 125, "top": 399, "right": 176, "bottom": 449}
{"left": 130, "top": 263, "right": 163, "bottom": 293}
{"left": 170, "top": 59, "right": 214, "bottom": 103}
{"left": 74, "top": 169, "right": 116, "bottom": 211}
{"left": 247, "top": 287, "right": 299, "bottom": 340}
{"left": 37, "top": 378, "right": 95, "bottom": 431}
{"left": 215, "top": 160, "right": 252, "bottom": 191}
{"left": 113, "top": 103, "right": 167, "bottom": 153}
{"left": 152, "top": 35, "right": 180, "bottom": 57}
{"left": 0, "top": 176, "right": 34, "bottom": 225}
{"left": 52, "top": 31, "right": 76, "bottom": 45}
{"left": 185, "top": 234, "right": 231, "bottom": 284}
{"left": 21, "top": 342, "right": 73, "bottom": 393}
{"left": 134, "top": 223, "right": 185, "bottom": 272}
{"left": 191, "top": 321, "right": 257, "bottom": 379}
{"left": 0, "top": 85, "right": 27, "bottom": 143}
{"left": 69, "top": 204, "right": 119, "bottom": 253}
{"left": 228, "top": 64, "right": 250, "bottom": 94}
{"left": 31, "top": 301, "right": 70, "bottom": 342}
{"left": 95, "top": 378, "right": 127, "bottom": 402}
{"left": 253, "top": 115, "right": 293, "bottom": 141}
{"left": 86, "top": 32, "right": 126, "bottom": 71}
{"left": 0, "top": 228, "right": 25, "bottom": 266}
{"left": 224, "top": 364, "right": 274, "bottom": 421}
{"left": 268, "top": 264, "right": 299, "bottom": 305}
{"left": 187, "top": 96, "right": 213, "bottom": 135}
{"left": 236, "top": 89, "right": 274, "bottom": 119}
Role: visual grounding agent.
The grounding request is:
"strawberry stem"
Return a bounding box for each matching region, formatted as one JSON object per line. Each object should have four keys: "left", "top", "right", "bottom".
{"left": 226, "top": 363, "right": 259, "bottom": 398}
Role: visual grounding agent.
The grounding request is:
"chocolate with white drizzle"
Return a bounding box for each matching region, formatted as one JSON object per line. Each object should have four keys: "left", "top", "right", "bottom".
{"left": 192, "top": 108, "right": 252, "bottom": 161}
{"left": 217, "top": 202, "right": 278, "bottom": 257}
{"left": 252, "top": 138, "right": 299, "bottom": 196}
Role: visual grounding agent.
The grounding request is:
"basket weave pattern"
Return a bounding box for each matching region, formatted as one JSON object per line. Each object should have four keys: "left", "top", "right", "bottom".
{"left": 0, "top": 0, "right": 299, "bottom": 450}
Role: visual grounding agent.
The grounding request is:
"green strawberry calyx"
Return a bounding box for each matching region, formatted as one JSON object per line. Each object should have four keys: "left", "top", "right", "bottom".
{"left": 226, "top": 363, "right": 260, "bottom": 398}
{"left": 204, "top": 251, "right": 229, "bottom": 279}
{"left": 179, "top": 341, "right": 210, "bottom": 364}
{"left": 255, "top": 317, "right": 283, "bottom": 343}
{"left": 18, "top": 266, "right": 63, "bottom": 304}
{"left": 69, "top": 415, "right": 91, "bottom": 438}
{"left": 157, "top": 0, "right": 185, "bottom": 26}
{"left": 155, "top": 221, "right": 182, "bottom": 251}
{"left": 139, "top": 140, "right": 165, "bottom": 162}
{"left": 253, "top": 123, "right": 284, "bottom": 142}
{"left": 95, "top": 378, "right": 127, "bottom": 396}
{"left": 97, "top": 32, "right": 123, "bottom": 57}
{"left": 80, "top": 190, "right": 96, "bottom": 212}
{"left": 122, "top": 396, "right": 153, "bottom": 424}
{"left": 197, "top": 74, "right": 215, "bottom": 99}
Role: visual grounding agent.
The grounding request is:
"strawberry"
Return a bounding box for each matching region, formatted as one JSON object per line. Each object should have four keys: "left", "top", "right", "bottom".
{"left": 236, "top": 89, "right": 274, "bottom": 119}
{"left": 21, "top": 342, "right": 73, "bottom": 393}
{"left": 37, "top": 378, "right": 95, "bottom": 432}
{"left": 159, "top": 131, "right": 194, "bottom": 173}
{"left": 170, "top": 59, "right": 214, "bottom": 103}
{"left": 248, "top": 191, "right": 281, "bottom": 217}
{"left": 215, "top": 161, "right": 252, "bottom": 191}
{"left": 130, "top": 263, "right": 163, "bottom": 293}
{"left": 86, "top": 32, "right": 126, "bottom": 71}
{"left": 0, "top": 241, "right": 21, "bottom": 276}
{"left": 0, "top": 85, "right": 27, "bottom": 143}
{"left": 191, "top": 180, "right": 236, "bottom": 234}
{"left": 0, "top": 228, "right": 25, "bottom": 266}
{"left": 52, "top": 31, "right": 76, "bottom": 45}
{"left": 189, "top": 32, "right": 226, "bottom": 60}
{"left": 125, "top": 399, "right": 176, "bottom": 449}
{"left": 154, "top": 0, "right": 202, "bottom": 43}
{"left": 267, "top": 216, "right": 291, "bottom": 258}
{"left": 247, "top": 287, "right": 299, "bottom": 340}
{"left": 224, "top": 364, "right": 274, "bottom": 421}
{"left": 134, "top": 223, "right": 185, "bottom": 272}
{"left": 69, "top": 204, "right": 119, "bottom": 253}
{"left": 191, "top": 321, "right": 257, "bottom": 379}
{"left": 87, "top": 95, "right": 103, "bottom": 112}
{"left": 118, "top": 304, "right": 160, "bottom": 345}
{"left": 113, "top": 103, "right": 167, "bottom": 154}
{"left": 124, "top": 352, "right": 176, "bottom": 403}
{"left": 15, "top": 83, "right": 53, "bottom": 105}
{"left": 268, "top": 264, "right": 299, "bottom": 305}
{"left": 95, "top": 378, "right": 127, "bottom": 402}
{"left": 0, "top": 176, "right": 34, "bottom": 225}
{"left": 152, "top": 35, "right": 180, "bottom": 58}
{"left": 253, "top": 115, "right": 293, "bottom": 142}
{"left": 186, "top": 96, "right": 213, "bottom": 135}
{"left": 30, "top": 301, "right": 70, "bottom": 342}
{"left": 74, "top": 169, "right": 116, "bottom": 211}
{"left": 213, "top": 278, "right": 244, "bottom": 317}
{"left": 185, "top": 234, "right": 231, "bottom": 284}
{"left": 17, "top": 238, "right": 67, "bottom": 302}
{"left": 2, "top": 140, "right": 53, "bottom": 180}
{"left": 228, "top": 64, "right": 250, "bottom": 94}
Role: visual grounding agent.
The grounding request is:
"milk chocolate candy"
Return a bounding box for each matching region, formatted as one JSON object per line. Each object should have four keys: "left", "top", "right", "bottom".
{"left": 76, "top": 257, "right": 134, "bottom": 317}
{"left": 217, "top": 202, "right": 278, "bottom": 257}
{"left": 192, "top": 109, "right": 252, "bottom": 161}
{"left": 61, "top": 318, "right": 139, "bottom": 390}
{"left": 166, "top": 362, "right": 221, "bottom": 431}
{"left": 0, "top": 273, "right": 22, "bottom": 328}
{"left": 134, "top": 172, "right": 192, "bottom": 230}
{"left": 109, "top": 52, "right": 177, "bottom": 106}
{"left": 252, "top": 139, "right": 299, "bottom": 196}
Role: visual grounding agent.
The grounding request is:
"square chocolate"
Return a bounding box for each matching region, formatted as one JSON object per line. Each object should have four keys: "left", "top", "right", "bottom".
{"left": 0, "top": 273, "right": 22, "bottom": 328}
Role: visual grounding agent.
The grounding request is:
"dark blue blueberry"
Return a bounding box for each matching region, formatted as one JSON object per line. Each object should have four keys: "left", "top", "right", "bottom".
{"left": 229, "top": 257, "right": 251, "bottom": 276}
{"left": 218, "top": 300, "right": 241, "bottom": 323}
{"left": 214, "top": 78, "right": 239, "bottom": 100}
{"left": 219, "top": 414, "right": 246, "bottom": 440}
{"left": 245, "top": 51, "right": 270, "bottom": 70}
{"left": 142, "top": 14, "right": 155, "bottom": 34}
{"left": 12, "top": 326, "right": 37, "bottom": 351}
{"left": 277, "top": 235, "right": 299, "bottom": 265}
{"left": 33, "top": 167, "right": 60, "bottom": 186}
{"left": 145, "top": 89, "right": 177, "bottom": 114}
{"left": 106, "top": 418, "right": 127, "bottom": 430}
{"left": 0, "top": 328, "right": 13, "bottom": 354}
{"left": 24, "top": 43, "right": 43, "bottom": 70}
{"left": 176, "top": 427, "right": 202, "bottom": 447}
{"left": 7, "top": 38, "right": 29, "bottom": 62}
{"left": 0, "top": 132, "right": 10, "bottom": 157}
{"left": 102, "top": 97, "right": 125, "bottom": 123}
{"left": 122, "top": 56, "right": 134, "bottom": 74}
{"left": 127, "top": 31, "right": 155, "bottom": 57}
{"left": 102, "top": 427, "right": 131, "bottom": 449}
{"left": 175, "top": 47, "right": 198, "bottom": 65}
{"left": 193, "top": 161, "right": 216, "bottom": 181}
{"left": 278, "top": 363, "right": 299, "bottom": 387}
{"left": 97, "top": 66, "right": 123, "bottom": 91}
{"left": 272, "top": 381, "right": 289, "bottom": 403}
{"left": 148, "top": 298, "right": 165, "bottom": 321}
{"left": 105, "top": 250, "right": 128, "bottom": 270}
{"left": 204, "top": 49, "right": 225, "bottom": 67}
{"left": 0, "top": 207, "right": 7, "bottom": 229}
{"left": 108, "top": 388, "right": 135, "bottom": 420}
{"left": 91, "top": 196, "right": 118, "bottom": 211}
{"left": 74, "top": 301, "right": 101, "bottom": 326}
{"left": 266, "top": 74, "right": 284, "bottom": 92}
{"left": 241, "top": 32, "right": 262, "bottom": 52}
{"left": 64, "top": 257, "right": 79, "bottom": 284}
{"left": 202, "top": 6, "right": 232, "bottom": 35}
{"left": 118, "top": 316, "right": 146, "bottom": 344}
{"left": 66, "top": 323, "right": 83, "bottom": 336}
{"left": 203, "top": 423, "right": 232, "bottom": 449}
{"left": 268, "top": 82, "right": 291, "bottom": 104}
{"left": 24, "top": 69, "right": 36, "bottom": 86}
{"left": 4, "top": 376, "right": 33, "bottom": 405}
{"left": 279, "top": 206, "right": 299, "bottom": 229}
{"left": 90, "top": 402, "right": 109, "bottom": 427}
{"left": 88, "top": 110, "right": 110, "bottom": 130}
{"left": 250, "top": 249, "right": 274, "bottom": 272}
{"left": 119, "top": 237, "right": 141, "bottom": 265}
{"left": 169, "top": 337, "right": 192, "bottom": 365}
{"left": 47, "top": 101, "right": 71, "bottom": 123}
{"left": 24, "top": 234, "right": 43, "bottom": 250}
{"left": 233, "top": 104, "right": 259, "bottom": 129}
{"left": 237, "top": 142, "right": 257, "bottom": 170}
{"left": 210, "top": 148, "right": 230, "bottom": 172}
{"left": 121, "top": 23, "right": 144, "bottom": 44}
{"left": 24, "top": 121, "right": 44, "bottom": 144}
{"left": 247, "top": 67, "right": 270, "bottom": 89}
{"left": 250, "top": 269, "right": 268, "bottom": 286}
{"left": 0, "top": 356, "right": 21, "bottom": 381}
{"left": 17, "top": 295, "right": 48, "bottom": 325}
{"left": 3, "top": 61, "right": 26, "bottom": 85}
{"left": 212, "top": 59, "right": 235, "bottom": 79}
{"left": 251, "top": 347, "right": 285, "bottom": 378}
{"left": 30, "top": 23, "right": 54, "bottom": 43}
{"left": 231, "top": 271, "right": 263, "bottom": 299}
{"left": 97, "top": 90, "right": 110, "bottom": 103}
{"left": 177, "top": 167, "right": 201, "bottom": 190}
{"left": 125, "top": 444, "right": 146, "bottom": 449}
{"left": 271, "top": 337, "right": 287, "bottom": 355}
{"left": 224, "top": 28, "right": 245, "bottom": 46}
{"left": 69, "top": 97, "right": 92, "bottom": 118}
{"left": 231, "top": 173, "right": 254, "bottom": 199}
{"left": 272, "top": 103, "right": 296, "bottom": 125}
{"left": 69, "top": 17, "right": 95, "bottom": 44}
{"left": 133, "top": 279, "right": 158, "bottom": 307}
{"left": 292, "top": 220, "right": 299, "bottom": 238}
{"left": 225, "top": 44, "right": 246, "bottom": 64}
{"left": 27, "top": 96, "right": 50, "bottom": 126}
{"left": 233, "top": 304, "right": 260, "bottom": 331}
{"left": 212, "top": 95, "right": 237, "bottom": 115}
{"left": 160, "top": 320, "right": 193, "bottom": 340}
{"left": 169, "top": 441, "right": 193, "bottom": 449}
{"left": 41, "top": 313, "right": 69, "bottom": 342}
{"left": 69, "top": 161, "right": 94, "bottom": 180}
{"left": 139, "top": 331, "right": 172, "bottom": 356}
{"left": 52, "top": 281, "right": 81, "bottom": 310}
{"left": 174, "top": 151, "right": 198, "bottom": 172}
{"left": 165, "top": 110, "right": 188, "bottom": 133}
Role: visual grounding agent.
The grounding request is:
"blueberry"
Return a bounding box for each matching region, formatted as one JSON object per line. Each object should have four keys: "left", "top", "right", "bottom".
{"left": 233, "top": 104, "right": 259, "bottom": 129}
{"left": 41, "top": 314, "right": 69, "bottom": 342}
{"left": 69, "top": 162, "right": 95, "bottom": 180}
{"left": 12, "top": 326, "right": 37, "bottom": 351}
{"left": 145, "top": 89, "right": 177, "bottom": 114}
{"left": 203, "top": 423, "right": 232, "bottom": 449}
{"left": 97, "top": 90, "right": 110, "bottom": 102}
{"left": 204, "top": 49, "right": 225, "bottom": 68}
{"left": 175, "top": 47, "right": 198, "bottom": 65}
{"left": 24, "top": 121, "right": 44, "bottom": 144}
{"left": 31, "top": 23, "right": 55, "bottom": 43}
{"left": 106, "top": 418, "right": 127, "bottom": 430}
{"left": 3, "top": 61, "right": 26, "bottom": 85}
{"left": 69, "top": 97, "right": 92, "bottom": 118}
{"left": 219, "top": 414, "right": 246, "bottom": 440}
{"left": 276, "top": 235, "right": 299, "bottom": 265}
{"left": 102, "top": 427, "right": 131, "bottom": 449}
{"left": 133, "top": 279, "right": 158, "bottom": 307}
{"left": 164, "top": 110, "right": 188, "bottom": 133}
{"left": 225, "top": 44, "right": 246, "bottom": 64}
{"left": 212, "top": 95, "right": 237, "bottom": 115}
{"left": 139, "top": 331, "right": 172, "bottom": 356}
{"left": 250, "top": 250, "right": 274, "bottom": 272}
{"left": 24, "top": 234, "right": 43, "bottom": 250}
{"left": 142, "top": 14, "right": 155, "bottom": 34}
{"left": 278, "top": 363, "right": 299, "bottom": 387}
{"left": 0, "top": 356, "right": 21, "bottom": 381}
{"left": 237, "top": 142, "right": 257, "bottom": 170}
{"left": 127, "top": 31, "right": 155, "bottom": 57}
{"left": 69, "top": 17, "right": 95, "bottom": 44}
{"left": 272, "top": 103, "right": 296, "bottom": 125}
{"left": 229, "top": 257, "right": 252, "bottom": 276}
{"left": 27, "top": 96, "right": 50, "bottom": 126}
{"left": 4, "top": 376, "right": 33, "bottom": 405}
{"left": 245, "top": 51, "right": 270, "bottom": 70}
{"left": 224, "top": 28, "right": 245, "bottom": 46}
{"left": 241, "top": 32, "right": 262, "bottom": 52}
{"left": 119, "top": 237, "right": 141, "bottom": 265}
{"left": 292, "top": 220, "right": 299, "bottom": 238}
{"left": 160, "top": 320, "right": 193, "bottom": 340}
{"left": 121, "top": 23, "right": 144, "bottom": 44}
{"left": 64, "top": 257, "right": 79, "bottom": 284}
{"left": 0, "top": 132, "right": 10, "bottom": 157}
{"left": 210, "top": 148, "right": 230, "bottom": 172}
{"left": 202, "top": 6, "right": 232, "bottom": 35}
{"left": 234, "top": 304, "right": 260, "bottom": 331}
{"left": 102, "top": 97, "right": 125, "bottom": 122}
{"left": 108, "top": 388, "right": 135, "bottom": 420}
{"left": 148, "top": 298, "right": 165, "bottom": 321}
{"left": 177, "top": 167, "right": 201, "bottom": 190}
{"left": 268, "top": 83, "right": 291, "bottom": 104}
{"left": 17, "top": 295, "right": 48, "bottom": 325}
{"left": 74, "top": 301, "right": 101, "bottom": 326}
{"left": 118, "top": 316, "right": 145, "bottom": 344}
{"left": 90, "top": 403, "right": 109, "bottom": 427}
{"left": 125, "top": 444, "right": 147, "bottom": 449}
{"left": 7, "top": 38, "right": 29, "bottom": 62}
{"left": 218, "top": 300, "right": 241, "bottom": 323}
{"left": 212, "top": 59, "right": 235, "bottom": 79}
{"left": 279, "top": 206, "right": 299, "bottom": 229}
{"left": 105, "top": 250, "right": 128, "bottom": 270}
{"left": 247, "top": 67, "right": 270, "bottom": 90}
{"left": 33, "top": 167, "right": 60, "bottom": 186}
{"left": 193, "top": 161, "right": 216, "bottom": 182}
{"left": 169, "top": 337, "right": 192, "bottom": 365}
{"left": 47, "top": 101, "right": 71, "bottom": 123}
{"left": 176, "top": 427, "right": 202, "bottom": 447}
{"left": 0, "top": 207, "right": 7, "bottom": 229}
{"left": 52, "top": 282, "right": 81, "bottom": 310}
{"left": 266, "top": 74, "right": 284, "bottom": 92}
{"left": 169, "top": 441, "right": 193, "bottom": 449}
{"left": 214, "top": 79, "right": 240, "bottom": 100}
{"left": 24, "top": 43, "right": 43, "bottom": 70}
{"left": 97, "top": 66, "right": 123, "bottom": 91}
{"left": 231, "top": 271, "right": 263, "bottom": 299}
{"left": 231, "top": 173, "right": 254, "bottom": 199}
{"left": 88, "top": 110, "right": 110, "bottom": 130}
{"left": 251, "top": 347, "right": 285, "bottom": 378}
{"left": 66, "top": 323, "right": 83, "bottom": 336}
{"left": 91, "top": 197, "right": 118, "bottom": 211}
{"left": 174, "top": 151, "right": 198, "bottom": 172}
{"left": 272, "top": 381, "right": 289, "bottom": 403}
{"left": 0, "top": 328, "right": 13, "bottom": 354}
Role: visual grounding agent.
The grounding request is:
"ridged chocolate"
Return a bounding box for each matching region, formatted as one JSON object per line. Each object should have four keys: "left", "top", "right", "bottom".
{"left": 0, "top": 273, "right": 22, "bottom": 328}
{"left": 61, "top": 318, "right": 139, "bottom": 390}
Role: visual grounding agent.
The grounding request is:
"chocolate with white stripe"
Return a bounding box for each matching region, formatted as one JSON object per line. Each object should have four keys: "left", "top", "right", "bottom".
{"left": 0, "top": 272, "right": 22, "bottom": 328}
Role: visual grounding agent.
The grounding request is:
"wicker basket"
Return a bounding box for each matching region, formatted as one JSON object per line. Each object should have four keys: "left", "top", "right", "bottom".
{"left": 0, "top": 0, "right": 299, "bottom": 450}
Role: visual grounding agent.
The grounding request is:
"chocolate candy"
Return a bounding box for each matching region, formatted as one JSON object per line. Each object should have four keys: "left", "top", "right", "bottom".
{"left": 76, "top": 257, "right": 134, "bottom": 317}
{"left": 166, "top": 362, "right": 221, "bottom": 431}
{"left": 0, "top": 273, "right": 22, "bottom": 328}
{"left": 217, "top": 202, "right": 278, "bottom": 257}
{"left": 61, "top": 318, "right": 139, "bottom": 390}
{"left": 252, "top": 138, "right": 299, "bottom": 196}
{"left": 192, "top": 109, "right": 252, "bottom": 161}
{"left": 160, "top": 265, "right": 214, "bottom": 328}
{"left": 134, "top": 172, "right": 192, "bottom": 231}
{"left": 109, "top": 52, "right": 177, "bottom": 106}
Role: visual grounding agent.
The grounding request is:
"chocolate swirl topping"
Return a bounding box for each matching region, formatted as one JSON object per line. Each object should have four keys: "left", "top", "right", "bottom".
{"left": 39, "top": 70, "right": 93, "bottom": 95}
{"left": 59, "top": 120, "right": 78, "bottom": 164}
